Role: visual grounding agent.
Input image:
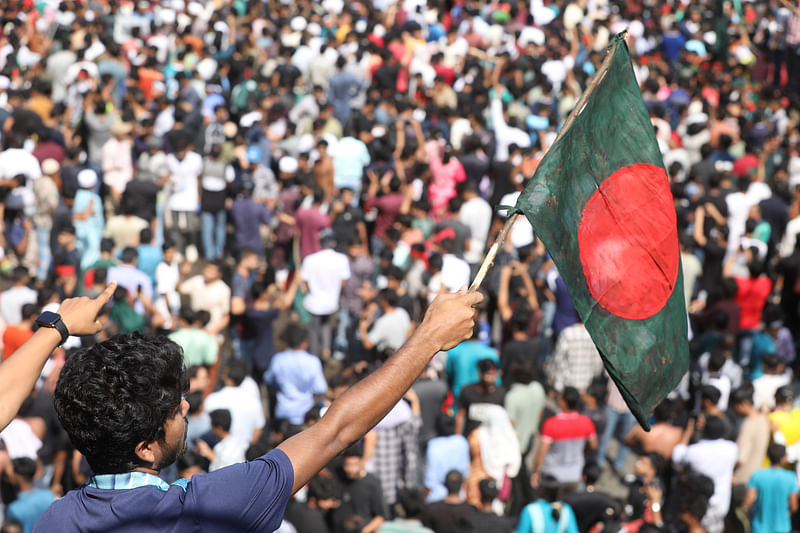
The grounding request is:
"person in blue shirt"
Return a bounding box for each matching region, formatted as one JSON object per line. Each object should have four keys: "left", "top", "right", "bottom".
{"left": 33, "top": 288, "right": 482, "bottom": 532}
{"left": 444, "top": 326, "right": 499, "bottom": 402}
{"left": 745, "top": 443, "right": 799, "bottom": 533}
{"left": 517, "top": 475, "right": 579, "bottom": 533}
{"left": 264, "top": 323, "right": 328, "bottom": 427}
{"left": 6, "top": 458, "right": 54, "bottom": 533}
{"left": 135, "top": 228, "right": 162, "bottom": 284}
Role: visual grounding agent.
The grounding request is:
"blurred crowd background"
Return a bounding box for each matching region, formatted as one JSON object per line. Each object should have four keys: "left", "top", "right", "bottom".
{"left": 0, "top": 0, "right": 800, "bottom": 532}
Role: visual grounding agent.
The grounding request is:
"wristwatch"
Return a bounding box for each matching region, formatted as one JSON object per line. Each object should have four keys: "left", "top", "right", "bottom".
{"left": 650, "top": 502, "right": 662, "bottom": 513}
{"left": 36, "top": 311, "right": 70, "bottom": 345}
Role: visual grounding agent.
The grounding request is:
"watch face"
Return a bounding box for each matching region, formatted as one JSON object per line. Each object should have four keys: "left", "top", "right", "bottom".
{"left": 37, "top": 311, "right": 60, "bottom": 326}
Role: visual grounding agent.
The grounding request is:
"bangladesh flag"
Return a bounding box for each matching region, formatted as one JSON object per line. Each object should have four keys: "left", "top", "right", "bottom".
{"left": 512, "top": 35, "right": 688, "bottom": 429}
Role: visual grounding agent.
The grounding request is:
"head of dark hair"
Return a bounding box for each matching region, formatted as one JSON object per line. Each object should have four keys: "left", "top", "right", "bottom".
{"left": 747, "top": 259, "right": 764, "bottom": 278}
{"left": 478, "top": 478, "right": 498, "bottom": 503}
{"left": 768, "top": 442, "right": 787, "bottom": 465}
{"left": 54, "top": 333, "right": 187, "bottom": 474}
{"left": 21, "top": 303, "right": 38, "bottom": 321}
{"left": 100, "top": 237, "right": 115, "bottom": 253}
{"left": 732, "top": 386, "right": 753, "bottom": 406}
{"left": 379, "top": 288, "right": 400, "bottom": 308}
{"left": 582, "top": 462, "right": 603, "bottom": 485}
{"left": 396, "top": 487, "right": 425, "bottom": 518}
{"left": 245, "top": 442, "right": 270, "bottom": 462}
{"left": 11, "top": 457, "right": 37, "bottom": 482}
{"left": 702, "top": 415, "right": 726, "bottom": 440}
{"left": 185, "top": 390, "right": 204, "bottom": 415}
{"left": 176, "top": 451, "right": 203, "bottom": 474}
{"left": 562, "top": 386, "right": 581, "bottom": 410}
{"left": 710, "top": 309, "right": 729, "bottom": 331}
{"left": 308, "top": 475, "right": 339, "bottom": 501}
{"left": 209, "top": 409, "right": 232, "bottom": 433}
{"left": 435, "top": 413, "right": 456, "bottom": 437}
{"left": 140, "top": 227, "right": 152, "bottom": 244}
{"left": 700, "top": 384, "right": 721, "bottom": 405}
{"left": 121, "top": 247, "right": 138, "bottom": 264}
{"left": 708, "top": 349, "right": 726, "bottom": 372}
{"left": 12, "top": 266, "right": 29, "bottom": 283}
{"left": 776, "top": 384, "right": 794, "bottom": 405}
{"left": 653, "top": 399, "right": 673, "bottom": 422}
{"left": 224, "top": 359, "right": 249, "bottom": 387}
{"left": 193, "top": 310, "right": 211, "bottom": 328}
{"left": 282, "top": 322, "right": 309, "bottom": 349}
{"left": 444, "top": 469, "right": 463, "bottom": 494}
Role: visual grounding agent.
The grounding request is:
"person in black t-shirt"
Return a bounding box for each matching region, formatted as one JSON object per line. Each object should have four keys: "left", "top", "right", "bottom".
{"left": 464, "top": 479, "right": 515, "bottom": 532}
{"left": 332, "top": 444, "right": 386, "bottom": 533}
{"left": 421, "top": 470, "right": 478, "bottom": 533}
{"left": 456, "top": 359, "right": 506, "bottom": 435}
{"left": 284, "top": 475, "right": 339, "bottom": 533}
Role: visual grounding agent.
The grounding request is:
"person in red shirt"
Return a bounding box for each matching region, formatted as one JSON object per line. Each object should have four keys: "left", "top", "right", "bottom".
{"left": 531, "top": 387, "right": 597, "bottom": 497}
{"left": 724, "top": 250, "right": 772, "bottom": 368}
{"left": 3, "top": 304, "right": 38, "bottom": 360}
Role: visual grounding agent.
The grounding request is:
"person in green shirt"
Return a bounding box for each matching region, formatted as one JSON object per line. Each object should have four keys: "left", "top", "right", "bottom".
{"left": 168, "top": 308, "right": 219, "bottom": 367}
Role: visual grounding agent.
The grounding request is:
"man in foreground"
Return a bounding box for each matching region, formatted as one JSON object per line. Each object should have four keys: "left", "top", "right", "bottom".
{"left": 34, "top": 289, "right": 482, "bottom": 532}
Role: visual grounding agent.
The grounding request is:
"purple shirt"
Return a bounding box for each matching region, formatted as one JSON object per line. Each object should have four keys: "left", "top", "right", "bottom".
{"left": 34, "top": 449, "right": 294, "bottom": 533}
{"left": 230, "top": 198, "right": 272, "bottom": 252}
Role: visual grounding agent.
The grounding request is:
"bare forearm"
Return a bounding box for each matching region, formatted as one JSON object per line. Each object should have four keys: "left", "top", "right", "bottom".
{"left": 0, "top": 328, "right": 61, "bottom": 429}
{"left": 280, "top": 324, "right": 439, "bottom": 492}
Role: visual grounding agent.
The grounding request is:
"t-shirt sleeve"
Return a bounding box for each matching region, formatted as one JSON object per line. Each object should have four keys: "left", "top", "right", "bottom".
{"left": 183, "top": 448, "right": 294, "bottom": 531}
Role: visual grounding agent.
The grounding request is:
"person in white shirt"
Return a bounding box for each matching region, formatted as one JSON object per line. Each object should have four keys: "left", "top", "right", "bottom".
{"left": 102, "top": 122, "right": 134, "bottom": 205}
{"left": 165, "top": 141, "right": 203, "bottom": 255}
{"left": 672, "top": 416, "right": 738, "bottom": 533}
{"left": 301, "top": 232, "right": 351, "bottom": 358}
{"left": 458, "top": 182, "right": 492, "bottom": 268}
{"left": 203, "top": 359, "right": 265, "bottom": 445}
{"left": 0, "top": 267, "right": 38, "bottom": 326}
{"left": 489, "top": 87, "right": 531, "bottom": 162}
{"left": 195, "top": 409, "right": 248, "bottom": 472}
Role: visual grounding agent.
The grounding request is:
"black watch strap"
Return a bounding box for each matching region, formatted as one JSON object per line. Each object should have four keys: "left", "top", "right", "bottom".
{"left": 36, "top": 312, "right": 69, "bottom": 345}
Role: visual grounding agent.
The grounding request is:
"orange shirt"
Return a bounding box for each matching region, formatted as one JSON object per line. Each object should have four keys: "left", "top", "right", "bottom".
{"left": 3, "top": 325, "right": 33, "bottom": 360}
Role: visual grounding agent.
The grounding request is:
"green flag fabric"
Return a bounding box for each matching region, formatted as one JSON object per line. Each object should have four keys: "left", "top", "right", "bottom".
{"left": 513, "top": 35, "right": 688, "bottom": 429}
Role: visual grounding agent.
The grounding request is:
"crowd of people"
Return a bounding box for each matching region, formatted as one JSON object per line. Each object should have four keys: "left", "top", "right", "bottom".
{"left": 0, "top": 0, "right": 798, "bottom": 531}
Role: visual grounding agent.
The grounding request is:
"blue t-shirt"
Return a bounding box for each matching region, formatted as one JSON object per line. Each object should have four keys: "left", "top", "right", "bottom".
{"left": 33, "top": 449, "right": 294, "bottom": 533}
{"left": 7, "top": 488, "right": 54, "bottom": 533}
{"left": 444, "top": 341, "right": 499, "bottom": 400}
{"left": 136, "top": 244, "right": 163, "bottom": 283}
{"left": 748, "top": 467, "right": 797, "bottom": 533}
{"left": 516, "top": 500, "right": 579, "bottom": 533}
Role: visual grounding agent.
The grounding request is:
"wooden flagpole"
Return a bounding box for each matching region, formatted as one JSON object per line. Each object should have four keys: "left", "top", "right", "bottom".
{"left": 468, "top": 33, "right": 625, "bottom": 292}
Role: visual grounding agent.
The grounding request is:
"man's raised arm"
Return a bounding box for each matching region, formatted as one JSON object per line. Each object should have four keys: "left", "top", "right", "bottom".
{"left": 279, "top": 289, "right": 482, "bottom": 493}
{"left": 0, "top": 282, "right": 117, "bottom": 430}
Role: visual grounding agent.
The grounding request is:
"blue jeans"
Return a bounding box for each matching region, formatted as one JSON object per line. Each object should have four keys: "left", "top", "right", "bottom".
{"left": 596, "top": 406, "right": 635, "bottom": 471}
{"left": 201, "top": 210, "right": 226, "bottom": 260}
{"left": 35, "top": 226, "right": 51, "bottom": 281}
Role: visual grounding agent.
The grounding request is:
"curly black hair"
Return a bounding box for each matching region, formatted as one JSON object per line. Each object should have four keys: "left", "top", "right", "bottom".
{"left": 54, "top": 333, "right": 188, "bottom": 474}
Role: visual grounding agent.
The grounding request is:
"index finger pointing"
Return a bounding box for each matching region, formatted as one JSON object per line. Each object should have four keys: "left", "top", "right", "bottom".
{"left": 95, "top": 281, "right": 118, "bottom": 307}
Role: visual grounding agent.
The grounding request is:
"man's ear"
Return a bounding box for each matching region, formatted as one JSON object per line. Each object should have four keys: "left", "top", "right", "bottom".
{"left": 134, "top": 440, "right": 157, "bottom": 466}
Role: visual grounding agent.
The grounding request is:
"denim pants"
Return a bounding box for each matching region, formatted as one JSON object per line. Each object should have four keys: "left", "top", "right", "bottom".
{"left": 596, "top": 405, "right": 635, "bottom": 470}
{"left": 201, "top": 210, "right": 226, "bottom": 260}
{"left": 35, "top": 226, "right": 51, "bottom": 281}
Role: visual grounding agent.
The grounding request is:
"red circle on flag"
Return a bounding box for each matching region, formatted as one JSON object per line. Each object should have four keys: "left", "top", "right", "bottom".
{"left": 578, "top": 163, "right": 679, "bottom": 320}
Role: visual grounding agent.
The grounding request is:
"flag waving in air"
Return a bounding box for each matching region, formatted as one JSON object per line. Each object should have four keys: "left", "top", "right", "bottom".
{"left": 512, "top": 34, "right": 688, "bottom": 429}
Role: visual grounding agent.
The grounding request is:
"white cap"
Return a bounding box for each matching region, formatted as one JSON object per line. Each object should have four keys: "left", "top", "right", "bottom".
{"left": 290, "top": 16, "right": 307, "bottom": 32}
{"left": 77, "top": 169, "right": 98, "bottom": 189}
{"left": 279, "top": 156, "right": 298, "bottom": 174}
{"left": 307, "top": 22, "right": 322, "bottom": 36}
{"left": 41, "top": 159, "right": 60, "bottom": 176}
